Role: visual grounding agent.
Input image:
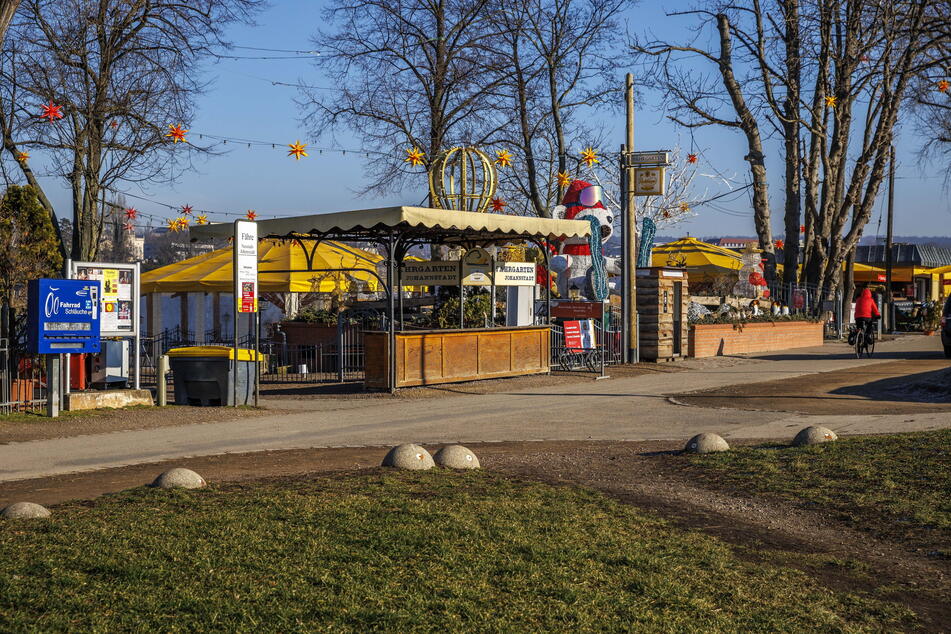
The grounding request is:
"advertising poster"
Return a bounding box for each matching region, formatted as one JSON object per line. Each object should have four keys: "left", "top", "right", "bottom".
{"left": 235, "top": 221, "right": 258, "bottom": 313}
{"left": 72, "top": 262, "right": 137, "bottom": 336}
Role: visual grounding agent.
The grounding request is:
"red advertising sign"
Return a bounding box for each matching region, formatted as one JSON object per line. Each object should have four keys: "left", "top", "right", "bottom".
{"left": 550, "top": 301, "right": 604, "bottom": 320}
{"left": 563, "top": 320, "right": 583, "bottom": 350}
{"left": 240, "top": 281, "right": 256, "bottom": 313}
{"left": 876, "top": 274, "right": 887, "bottom": 282}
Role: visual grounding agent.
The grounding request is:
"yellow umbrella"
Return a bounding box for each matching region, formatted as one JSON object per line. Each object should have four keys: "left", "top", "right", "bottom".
{"left": 651, "top": 237, "right": 743, "bottom": 280}
{"left": 142, "top": 240, "right": 389, "bottom": 294}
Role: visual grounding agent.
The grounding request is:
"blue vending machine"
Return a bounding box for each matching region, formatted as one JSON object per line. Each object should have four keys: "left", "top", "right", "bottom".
{"left": 28, "top": 279, "right": 101, "bottom": 354}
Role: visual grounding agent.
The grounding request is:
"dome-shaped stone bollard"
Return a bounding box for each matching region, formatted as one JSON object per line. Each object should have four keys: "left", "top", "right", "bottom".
{"left": 433, "top": 445, "right": 481, "bottom": 469}
{"left": 381, "top": 444, "right": 435, "bottom": 470}
{"left": 684, "top": 433, "right": 730, "bottom": 454}
{"left": 792, "top": 426, "right": 838, "bottom": 446}
{"left": 1, "top": 502, "right": 51, "bottom": 519}
{"left": 151, "top": 468, "right": 207, "bottom": 489}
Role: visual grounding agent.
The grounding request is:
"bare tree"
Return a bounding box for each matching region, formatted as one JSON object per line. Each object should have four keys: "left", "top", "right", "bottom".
{"left": 301, "top": 0, "right": 506, "bottom": 197}
{"left": 0, "top": 0, "right": 260, "bottom": 260}
{"left": 483, "top": 0, "right": 631, "bottom": 218}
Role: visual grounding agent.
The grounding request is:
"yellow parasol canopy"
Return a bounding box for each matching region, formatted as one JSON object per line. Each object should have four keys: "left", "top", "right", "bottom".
{"left": 650, "top": 237, "right": 743, "bottom": 279}
{"left": 142, "top": 240, "right": 390, "bottom": 294}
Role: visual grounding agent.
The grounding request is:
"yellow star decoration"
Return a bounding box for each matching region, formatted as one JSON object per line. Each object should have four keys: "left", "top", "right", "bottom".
{"left": 196, "top": 214, "right": 209, "bottom": 225}
{"left": 15, "top": 151, "right": 28, "bottom": 162}
{"left": 404, "top": 146, "right": 425, "bottom": 167}
{"left": 288, "top": 140, "right": 308, "bottom": 160}
{"left": 176, "top": 216, "right": 189, "bottom": 231}
{"left": 166, "top": 218, "right": 179, "bottom": 232}
{"left": 938, "top": 80, "right": 950, "bottom": 93}
{"left": 580, "top": 147, "right": 599, "bottom": 167}
{"left": 165, "top": 123, "right": 188, "bottom": 143}
{"left": 556, "top": 171, "right": 572, "bottom": 188}
{"left": 678, "top": 201, "right": 691, "bottom": 212}
{"left": 495, "top": 149, "right": 512, "bottom": 168}
{"left": 825, "top": 95, "right": 837, "bottom": 108}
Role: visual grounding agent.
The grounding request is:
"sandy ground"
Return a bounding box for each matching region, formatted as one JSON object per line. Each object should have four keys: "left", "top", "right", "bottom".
{"left": 1, "top": 439, "right": 947, "bottom": 631}
{"left": 675, "top": 357, "right": 951, "bottom": 415}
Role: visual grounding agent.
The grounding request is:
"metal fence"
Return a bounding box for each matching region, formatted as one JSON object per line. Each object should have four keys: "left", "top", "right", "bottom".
{"left": 549, "top": 305, "right": 623, "bottom": 374}
{"left": 0, "top": 336, "right": 47, "bottom": 415}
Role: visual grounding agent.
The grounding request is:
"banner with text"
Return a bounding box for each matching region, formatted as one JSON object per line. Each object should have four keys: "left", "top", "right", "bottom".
{"left": 234, "top": 220, "right": 258, "bottom": 313}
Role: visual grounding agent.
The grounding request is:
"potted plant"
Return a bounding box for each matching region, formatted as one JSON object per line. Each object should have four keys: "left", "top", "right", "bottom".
{"left": 921, "top": 300, "right": 941, "bottom": 335}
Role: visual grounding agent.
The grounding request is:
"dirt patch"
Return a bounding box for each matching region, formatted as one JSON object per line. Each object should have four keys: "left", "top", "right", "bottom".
{"left": 674, "top": 358, "right": 951, "bottom": 415}
{"left": 0, "top": 439, "right": 947, "bottom": 630}
{"left": 0, "top": 405, "right": 282, "bottom": 445}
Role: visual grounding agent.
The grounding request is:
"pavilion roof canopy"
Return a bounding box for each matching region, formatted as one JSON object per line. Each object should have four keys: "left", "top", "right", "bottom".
{"left": 189, "top": 206, "right": 591, "bottom": 246}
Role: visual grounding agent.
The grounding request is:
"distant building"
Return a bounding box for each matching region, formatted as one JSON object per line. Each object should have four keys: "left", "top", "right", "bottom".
{"left": 712, "top": 237, "right": 758, "bottom": 250}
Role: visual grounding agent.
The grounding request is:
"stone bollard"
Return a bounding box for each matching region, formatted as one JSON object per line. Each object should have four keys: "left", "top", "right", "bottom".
{"left": 1, "top": 502, "right": 51, "bottom": 519}
{"left": 151, "top": 468, "right": 207, "bottom": 489}
{"left": 684, "top": 433, "right": 730, "bottom": 454}
{"left": 433, "top": 445, "right": 481, "bottom": 469}
{"left": 792, "top": 426, "right": 838, "bottom": 446}
{"left": 381, "top": 444, "right": 435, "bottom": 470}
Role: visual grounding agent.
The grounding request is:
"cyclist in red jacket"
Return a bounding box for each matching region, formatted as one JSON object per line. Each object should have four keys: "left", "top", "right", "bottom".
{"left": 854, "top": 288, "right": 880, "bottom": 339}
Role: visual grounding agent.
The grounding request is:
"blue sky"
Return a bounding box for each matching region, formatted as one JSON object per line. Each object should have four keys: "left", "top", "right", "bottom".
{"left": 34, "top": 0, "right": 951, "bottom": 239}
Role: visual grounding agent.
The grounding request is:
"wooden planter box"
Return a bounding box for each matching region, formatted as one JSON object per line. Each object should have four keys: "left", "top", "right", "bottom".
{"left": 277, "top": 322, "right": 338, "bottom": 347}
{"left": 364, "top": 326, "right": 550, "bottom": 389}
{"left": 689, "top": 321, "right": 823, "bottom": 358}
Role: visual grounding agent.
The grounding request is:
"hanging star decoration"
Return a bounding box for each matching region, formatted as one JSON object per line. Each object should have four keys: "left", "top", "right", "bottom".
{"left": 110, "top": 120, "right": 119, "bottom": 129}
{"left": 404, "top": 146, "right": 425, "bottom": 167}
{"left": 938, "top": 80, "right": 950, "bottom": 93}
{"left": 800, "top": 224, "right": 805, "bottom": 233}
{"left": 824, "top": 95, "right": 837, "bottom": 108}
{"left": 15, "top": 151, "right": 28, "bottom": 163}
{"left": 246, "top": 209, "right": 257, "bottom": 221}
{"left": 180, "top": 204, "right": 193, "bottom": 215}
{"left": 165, "top": 123, "right": 188, "bottom": 143}
{"left": 176, "top": 216, "right": 189, "bottom": 231}
{"left": 662, "top": 210, "right": 671, "bottom": 219}
{"left": 678, "top": 201, "right": 690, "bottom": 212}
{"left": 774, "top": 239, "right": 785, "bottom": 249}
{"left": 491, "top": 197, "right": 507, "bottom": 212}
{"left": 39, "top": 101, "right": 64, "bottom": 122}
{"left": 580, "top": 147, "right": 599, "bottom": 167}
{"left": 166, "top": 218, "right": 179, "bottom": 232}
{"left": 123, "top": 222, "right": 135, "bottom": 232}
{"left": 196, "top": 214, "right": 209, "bottom": 225}
{"left": 288, "top": 140, "right": 308, "bottom": 160}
{"left": 556, "top": 171, "right": 572, "bottom": 188}
{"left": 124, "top": 207, "right": 138, "bottom": 220}
{"left": 495, "top": 149, "right": 512, "bottom": 168}
{"left": 686, "top": 153, "right": 698, "bottom": 164}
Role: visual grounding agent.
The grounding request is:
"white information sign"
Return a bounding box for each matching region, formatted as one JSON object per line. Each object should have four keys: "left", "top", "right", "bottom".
{"left": 634, "top": 167, "right": 667, "bottom": 196}
{"left": 234, "top": 220, "right": 258, "bottom": 313}
{"left": 493, "top": 262, "right": 536, "bottom": 286}
{"left": 70, "top": 261, "right": 139, "bottom": 336}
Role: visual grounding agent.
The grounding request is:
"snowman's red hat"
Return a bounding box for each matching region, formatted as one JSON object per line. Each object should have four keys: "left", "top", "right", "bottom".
{"left": 561, "top": 180, "right": 606, "bottom": 219}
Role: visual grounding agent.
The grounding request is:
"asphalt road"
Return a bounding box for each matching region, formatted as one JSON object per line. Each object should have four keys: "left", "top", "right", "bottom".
{"left": 1, "top": 334, "right": 947, "bottom": 483}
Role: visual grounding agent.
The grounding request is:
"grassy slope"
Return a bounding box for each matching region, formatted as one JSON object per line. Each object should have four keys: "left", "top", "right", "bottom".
{"left": 0, "top": 472, "right": 911, "bottom": 632}
{"left": 684, "top": 429, "right": 951, "bottom": 556}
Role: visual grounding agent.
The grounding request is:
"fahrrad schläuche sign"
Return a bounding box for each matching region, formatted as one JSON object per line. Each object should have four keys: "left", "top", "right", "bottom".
{"left": 27, "top": 278, "right": 101, "bottom": 354}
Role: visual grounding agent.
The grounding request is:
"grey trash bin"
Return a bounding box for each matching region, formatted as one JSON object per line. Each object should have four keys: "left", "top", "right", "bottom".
{"left": 167, "top": 346, "right": 260, "bottom": 406}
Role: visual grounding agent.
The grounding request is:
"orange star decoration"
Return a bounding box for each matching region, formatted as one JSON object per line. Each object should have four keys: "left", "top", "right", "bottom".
{"left": 288, "top": 140, "right": 308, "bottom": 160}
{"left": 491, "top": 197, "right": 507, "bottom": 212}
{"left": 110, "top": 120, "right": 119, "bottom": 129}
{"left": 686, "top": 153, "right": 698, "bottom": 164}
{"left": 774, "top": 239, "right": 785, "bottom": 249}
{"left": 166, "top": 218, "right": 179, "bottom": 232}
{"left": 580, "top": 147, "right": 599, "bottom": 167}
{"left": 824, "top": 95, "right": 837, "bottom": 108}
{"left": 662, "top": 210, "right": 671, "bottom": 219}
{"left": 124, "top": 207, "right": 138, "bottom": 220}
{"left": 938, "top": 80, "right": 950, "bottom": 93}
{"left": 122, "top": 222, "right": 134, "bottom": 232}
{"left": 165, "top": 123, "right": 188, "bottom": 144}
{"left": 15, "top": 151, "right": 28, "bottom": 162}
{"left": 404, "top": 146, "right": 425, "bottom": 167}
{"left": 180, "top": 204, "right": 193, "bottom": 215}
{"left": 494, "top": 149, "right": 512, "bottom": 168}
{"left": 556, "top": 171, "right": 572, "bottom": 188}
{"left": 39, "top": 101, "right": 64, "bottom": 122}
{"left": 245, "top": 209, "right": 257, "bottom": 221}
{"left": 196, "top": 214, "right": 209, "bottom": 225}
{"left": 678, "top": 201, "right": 690, "bottom": 212}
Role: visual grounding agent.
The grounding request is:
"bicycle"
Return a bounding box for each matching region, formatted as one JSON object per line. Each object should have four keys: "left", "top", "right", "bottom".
{"left": 558, "top": 347, "right": 600, "bottom": 372}
{"left": 851, "top": 321, "right": 876, "bottom": 358}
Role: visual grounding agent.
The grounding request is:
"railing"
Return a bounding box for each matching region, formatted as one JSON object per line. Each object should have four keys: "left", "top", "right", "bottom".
{"left": 0, "top": 338, "right": 48, "bottom": 415}
{"left": 549, "top": 305, "right": 622, "bottom": 374}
